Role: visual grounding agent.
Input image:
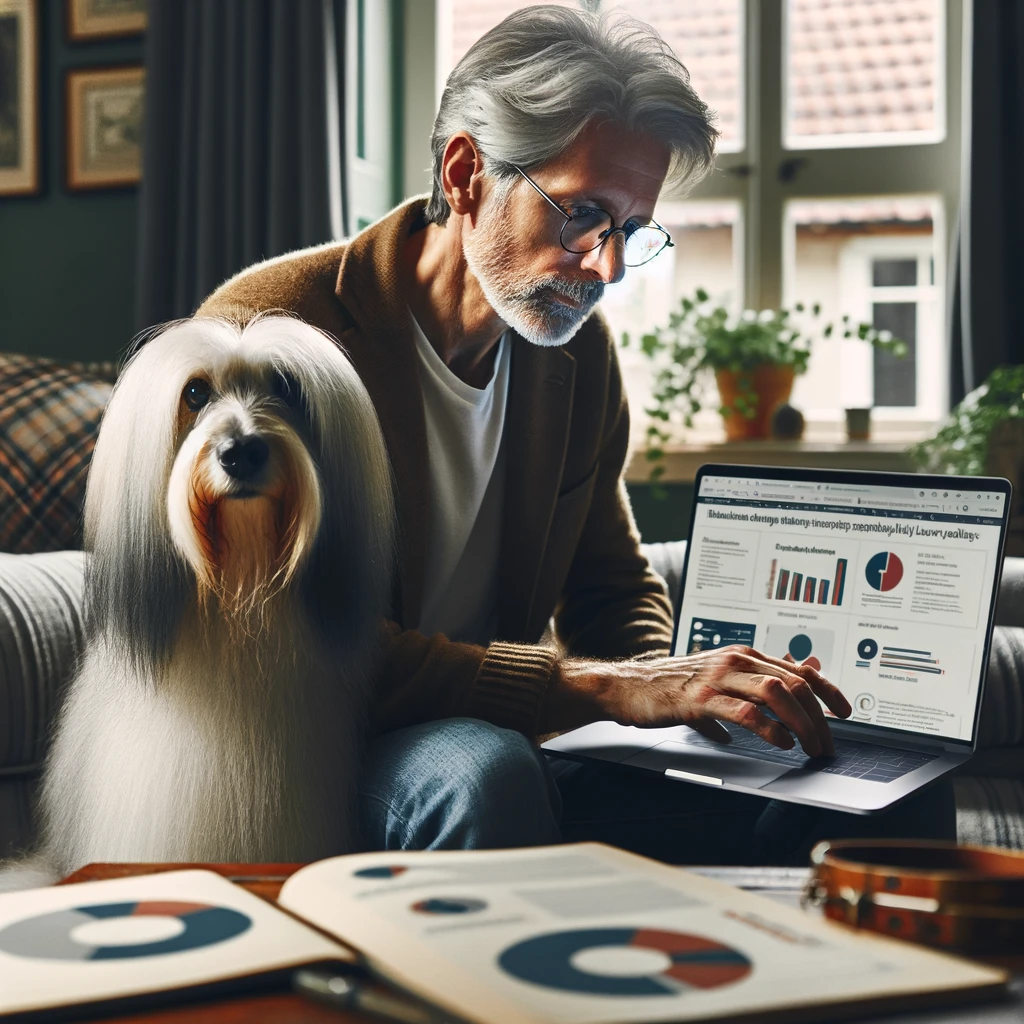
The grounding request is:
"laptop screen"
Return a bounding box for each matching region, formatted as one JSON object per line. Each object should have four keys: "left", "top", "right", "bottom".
{"left": 674, "top": 470, "right": 1008, "bottom": 744}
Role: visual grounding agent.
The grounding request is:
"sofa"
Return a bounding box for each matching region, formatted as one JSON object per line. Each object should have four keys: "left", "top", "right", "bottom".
{"left": 3, "top": 352, "right": 1024, "bottom": 860}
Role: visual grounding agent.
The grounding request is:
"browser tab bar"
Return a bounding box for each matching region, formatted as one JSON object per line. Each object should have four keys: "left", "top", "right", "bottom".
{"left": 698, "top": 474, "right": 1005, "bottom": 523}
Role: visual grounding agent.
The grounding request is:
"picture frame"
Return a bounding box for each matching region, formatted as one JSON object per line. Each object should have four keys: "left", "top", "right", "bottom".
{"left": 0, "top": 0, "right": 40, "bottom": 197}
{"left": 67, "top": 0, "right": 146, "bottom": 41}
{"left": 65, "top": 64, "right": 144, "bottom": 191}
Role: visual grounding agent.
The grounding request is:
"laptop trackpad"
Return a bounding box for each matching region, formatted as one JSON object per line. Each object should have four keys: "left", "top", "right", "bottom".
{"left": 622, "top": 739, "right": 790, "bottom": 788}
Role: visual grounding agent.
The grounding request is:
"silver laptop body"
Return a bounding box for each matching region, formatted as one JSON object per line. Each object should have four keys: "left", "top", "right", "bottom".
{"left": 544, "top": 465, "right": 1012, "bottom": 814}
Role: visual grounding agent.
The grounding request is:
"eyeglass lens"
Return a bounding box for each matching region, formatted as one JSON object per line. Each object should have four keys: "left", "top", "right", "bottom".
{"left": 559, "top": 210, "right": 668, "bottom": 266}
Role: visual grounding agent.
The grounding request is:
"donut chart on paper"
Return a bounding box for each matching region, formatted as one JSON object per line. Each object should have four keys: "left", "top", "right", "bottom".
{"left": 411, "top": 897, "right": 487, "bottom": 915}
{"left": 353, "top": 865, "right": 409, "bottom": 879}
{"left": 498, "top": 927, "right": 752, "bottom": 996}
{"left": 0, "top": 901, "right": 251, "bottom": 961}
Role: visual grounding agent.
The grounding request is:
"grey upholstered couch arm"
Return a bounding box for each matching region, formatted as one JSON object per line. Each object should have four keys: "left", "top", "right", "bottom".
{"left": 996, "top": 558, "right": 1024, "bottom": 628}
{"left": 0, "top": 552, "right": 85, "bottom": 855}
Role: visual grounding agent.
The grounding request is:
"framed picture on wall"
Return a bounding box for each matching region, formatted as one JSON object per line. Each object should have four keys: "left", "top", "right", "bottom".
{"left": 66, "top": 65, "right": 144, "bottom": 190}
{"left": 0, "top": 0, "right": 40, "bottom": 197}
{"left": 67, "top": 0, "right": 147, "bottom": 41}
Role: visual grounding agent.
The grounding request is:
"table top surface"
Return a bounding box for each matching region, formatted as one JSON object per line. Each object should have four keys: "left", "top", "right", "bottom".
{"left": 46, "top": 861, "right": 1024, "bottom": 1024}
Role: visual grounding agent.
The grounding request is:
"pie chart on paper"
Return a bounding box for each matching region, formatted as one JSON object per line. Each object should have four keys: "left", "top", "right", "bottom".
{"left": 498, "top": 927, "right": 752, "bottom": 996}
{"left": 865, "top": 552, "right": 904, "bottom": 592}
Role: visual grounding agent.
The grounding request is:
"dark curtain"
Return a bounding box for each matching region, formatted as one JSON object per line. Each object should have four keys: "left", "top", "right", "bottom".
{"left": 136, "top": 0, "right": 347, "bottom": 328}
{"left": 949, "top": 0, "right": 1024, "bottom": 402}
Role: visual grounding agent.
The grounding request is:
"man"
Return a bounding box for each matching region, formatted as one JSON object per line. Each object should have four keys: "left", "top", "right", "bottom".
{"left": 199, "top": 6, "right": 950, "bottom": 860}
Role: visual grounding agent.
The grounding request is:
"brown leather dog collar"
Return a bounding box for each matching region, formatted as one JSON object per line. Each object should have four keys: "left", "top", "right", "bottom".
{"left": 804, "top": 839, "right": 1024, "bottom": 953}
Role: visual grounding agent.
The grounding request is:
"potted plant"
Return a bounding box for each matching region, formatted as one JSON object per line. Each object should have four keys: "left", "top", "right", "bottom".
{"left": 622, "top": 288, "right": 907, "bottom": 470}
{"left": 909, "top": 365, "right": 1024, "bottom": 475}
{"left": 910, "top": 365, "right": 1024, "bottom": 556}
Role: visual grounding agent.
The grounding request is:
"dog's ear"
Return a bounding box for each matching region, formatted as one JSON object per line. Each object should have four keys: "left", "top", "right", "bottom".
{"left": 86, "top": 522, "right": 192, "bottom": 670}
{"left": 302, "top": 377, "right": 396, "bottom": 656}
{"left": 83, "top": 322, "right": 217, "bottom": 669}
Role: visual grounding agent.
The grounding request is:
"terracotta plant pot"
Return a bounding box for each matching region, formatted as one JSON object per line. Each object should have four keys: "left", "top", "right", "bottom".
{"left": 715, "top": 365, "right": 796, "bottom": 441}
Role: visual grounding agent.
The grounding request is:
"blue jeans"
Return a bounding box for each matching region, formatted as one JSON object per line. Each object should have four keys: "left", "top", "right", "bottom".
{"left": 358, "top": 718, "right": 956, "bottom": 864}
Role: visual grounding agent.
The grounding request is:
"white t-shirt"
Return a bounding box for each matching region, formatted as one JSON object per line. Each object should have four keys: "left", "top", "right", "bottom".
{"left": 412, "top": 315, "right": 511, "bottom": 645}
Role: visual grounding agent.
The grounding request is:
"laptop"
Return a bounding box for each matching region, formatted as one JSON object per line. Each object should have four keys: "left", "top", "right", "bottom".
{"left": 544, "top": 465, "right": 1013, "bottom": 813}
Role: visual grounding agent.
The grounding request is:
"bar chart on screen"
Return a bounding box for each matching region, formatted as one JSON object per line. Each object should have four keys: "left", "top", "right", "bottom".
{"left": 878, "top": 645, "right": 944, "bottom": 676}
{"left": 766, "top": 557, "right": 848, "bottom": 606}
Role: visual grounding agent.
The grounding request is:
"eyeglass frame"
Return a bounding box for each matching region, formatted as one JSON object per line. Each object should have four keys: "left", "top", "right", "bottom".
{"left": 511, "top": 164, "right": 674, "bottom": 266}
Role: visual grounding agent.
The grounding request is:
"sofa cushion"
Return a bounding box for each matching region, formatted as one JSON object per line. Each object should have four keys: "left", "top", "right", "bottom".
{"left": 997, "top": 557, "right": 1024, "bottom": 628}
{"left": 0, "top": 353, "right": 114, "bottom": 554}
{"left": 0, "top": 551, "right": 86, "bottom": 776}
{"left": 955, "top": 777, "right": 1024, "bottom": 849}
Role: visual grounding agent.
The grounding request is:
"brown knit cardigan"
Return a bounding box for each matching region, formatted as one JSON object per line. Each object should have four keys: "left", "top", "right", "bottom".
{"left": 197, "top": 198, "right": 674, "bottom": 737}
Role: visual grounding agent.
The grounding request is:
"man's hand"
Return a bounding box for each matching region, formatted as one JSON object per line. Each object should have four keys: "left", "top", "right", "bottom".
{"left": 543, "top": 646, "right": 852, "bottom": 758}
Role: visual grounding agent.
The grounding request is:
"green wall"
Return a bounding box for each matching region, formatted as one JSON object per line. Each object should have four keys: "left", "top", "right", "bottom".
{"left": 0, "top": 0, "right": 142, "bottom": 363}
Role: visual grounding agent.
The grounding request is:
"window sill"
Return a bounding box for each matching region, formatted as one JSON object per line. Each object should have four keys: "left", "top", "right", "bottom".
{"left": 624, "top": 439, "right": 915, "bottom": 484}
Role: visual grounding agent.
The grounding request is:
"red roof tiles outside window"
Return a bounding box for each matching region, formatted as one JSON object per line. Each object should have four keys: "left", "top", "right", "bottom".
{"left": 438, "top": 0, "right": 581, "bottom": 100}
{"left": 439, "top": 1, "right": 745, "bottom": 151}
{"left": 607, "top": 0, "right": 744, "bottom": 152}
{"left": 785, "top": 0, "right": 944, "bottom": 148}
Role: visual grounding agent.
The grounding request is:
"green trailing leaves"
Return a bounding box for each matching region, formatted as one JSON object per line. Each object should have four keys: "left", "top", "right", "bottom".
{"left": 909, "top": 365, "right": 1024, "bottom": 476}
{"left": 621, "top": 287, "right": 909, "bottom": 492}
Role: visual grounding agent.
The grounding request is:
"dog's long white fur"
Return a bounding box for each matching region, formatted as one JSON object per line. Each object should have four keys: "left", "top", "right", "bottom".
{"left": 0, "top": 316, "right": 394, "bottom": 890}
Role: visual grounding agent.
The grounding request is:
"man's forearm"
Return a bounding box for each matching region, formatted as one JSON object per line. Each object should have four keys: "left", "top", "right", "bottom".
{"left": 539, "top": 656, "right": 697, "bottom": 734}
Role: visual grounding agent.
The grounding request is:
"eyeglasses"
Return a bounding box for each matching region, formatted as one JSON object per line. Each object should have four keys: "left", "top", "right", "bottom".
{"left": 512, "top": 165, "right": 673, "bottom": 268}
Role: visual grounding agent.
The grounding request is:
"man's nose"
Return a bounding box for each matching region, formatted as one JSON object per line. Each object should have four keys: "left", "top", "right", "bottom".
{"left": 580, "top": 232, "right": 626, "bottom": 285}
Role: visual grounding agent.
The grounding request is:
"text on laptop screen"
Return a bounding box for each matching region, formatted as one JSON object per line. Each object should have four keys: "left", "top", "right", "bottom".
{"left": 675, "top": 475, "right": 1006, "bottom": 743}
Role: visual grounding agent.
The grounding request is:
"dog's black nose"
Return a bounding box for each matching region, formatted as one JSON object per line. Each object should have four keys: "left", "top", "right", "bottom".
{"left": 217, "top": 436, "right": 269, "bottom": 480}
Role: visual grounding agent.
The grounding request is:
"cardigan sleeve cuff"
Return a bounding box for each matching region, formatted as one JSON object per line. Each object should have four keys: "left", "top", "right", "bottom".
{"left": 466, "top": 641, "right": 559, "bottom": 736}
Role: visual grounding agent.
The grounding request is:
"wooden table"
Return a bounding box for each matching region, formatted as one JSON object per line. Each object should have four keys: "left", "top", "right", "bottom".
{"left": 59, "top": 862, "right": 368, "bottom": 1023}
{"left": 55, "top": 862, "right": 1024, "bottom": 1024}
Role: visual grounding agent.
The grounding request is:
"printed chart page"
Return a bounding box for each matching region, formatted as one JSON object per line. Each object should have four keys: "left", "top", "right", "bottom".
{"left": 278, "top": 843, "right": 1004, "bottom": 1024}
{"left": 677, "top": 477, "right": 1007, "bottom": 743}
{"left": 0, "top": 869, "right": 348, "bottom": 1018}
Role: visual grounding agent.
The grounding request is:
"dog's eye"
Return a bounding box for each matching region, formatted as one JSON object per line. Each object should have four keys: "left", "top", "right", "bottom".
{"left": 272, "top": 370, "right": 304, "bottom": 410}
{"left": 182, "top": 378, "right": 211, "bottom": 412}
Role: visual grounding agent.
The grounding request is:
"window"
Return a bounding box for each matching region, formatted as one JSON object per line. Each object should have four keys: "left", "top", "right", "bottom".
{"left": 786, "top": 196, "right": 944, "bottom": 430}
{"left": 419, "top": 0, "right": 962, "bottom": 443}
{"left": 784, "top": 0, "right": 944, "bottom": 149}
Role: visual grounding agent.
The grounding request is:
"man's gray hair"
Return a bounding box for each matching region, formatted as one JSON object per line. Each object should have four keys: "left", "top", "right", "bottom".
{"left": 425, "top": 4, "right": 718, "bottom": 226}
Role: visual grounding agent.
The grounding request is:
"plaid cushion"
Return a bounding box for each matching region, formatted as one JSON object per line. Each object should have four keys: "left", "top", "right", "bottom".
{"left": 0, "top": 353, "right": 116, "bottom": 554}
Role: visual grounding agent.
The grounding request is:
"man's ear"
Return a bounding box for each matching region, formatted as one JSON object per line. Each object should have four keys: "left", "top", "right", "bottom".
{"left": 441, "top": 132, "right": 486, "bottom": 218}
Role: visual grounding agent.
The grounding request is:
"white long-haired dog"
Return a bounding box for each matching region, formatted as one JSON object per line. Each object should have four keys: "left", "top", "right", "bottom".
{"left": 1, "top": 316, "right": 394, "bottom": 890}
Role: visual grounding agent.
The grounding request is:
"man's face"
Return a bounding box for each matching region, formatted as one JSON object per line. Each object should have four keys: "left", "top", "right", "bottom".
{"left": 463, "top": 120, "right": 671, "bottom": 347}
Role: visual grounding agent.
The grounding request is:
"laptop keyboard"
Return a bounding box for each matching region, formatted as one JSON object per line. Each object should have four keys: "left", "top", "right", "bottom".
{"left": 686, "top": 723, "right": 937, "bottom": 783}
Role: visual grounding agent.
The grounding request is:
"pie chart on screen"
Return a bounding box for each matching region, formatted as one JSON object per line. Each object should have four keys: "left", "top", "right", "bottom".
{"left": 865, "top": 552, "right": 903, "bottom": 592}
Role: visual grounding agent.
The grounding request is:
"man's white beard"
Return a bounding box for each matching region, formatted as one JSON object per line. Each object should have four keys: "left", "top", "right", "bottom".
{"left": 464, "top": 210, "right": 604, "bottom": 348}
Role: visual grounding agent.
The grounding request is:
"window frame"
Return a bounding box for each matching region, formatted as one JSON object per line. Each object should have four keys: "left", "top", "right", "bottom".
{"left": 836, "top": 232, "right": 945, "bottom": 421}
{"left": 405, "top": 0, "right": 964, "bottom": 439}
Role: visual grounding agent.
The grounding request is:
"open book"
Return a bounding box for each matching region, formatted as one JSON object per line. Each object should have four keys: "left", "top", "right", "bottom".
{"left": 278, "top": 843, "right": 1008, "bottom": 1024}
{"left": 0, "top": 844, "right": 1009, "bottom": 1022}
